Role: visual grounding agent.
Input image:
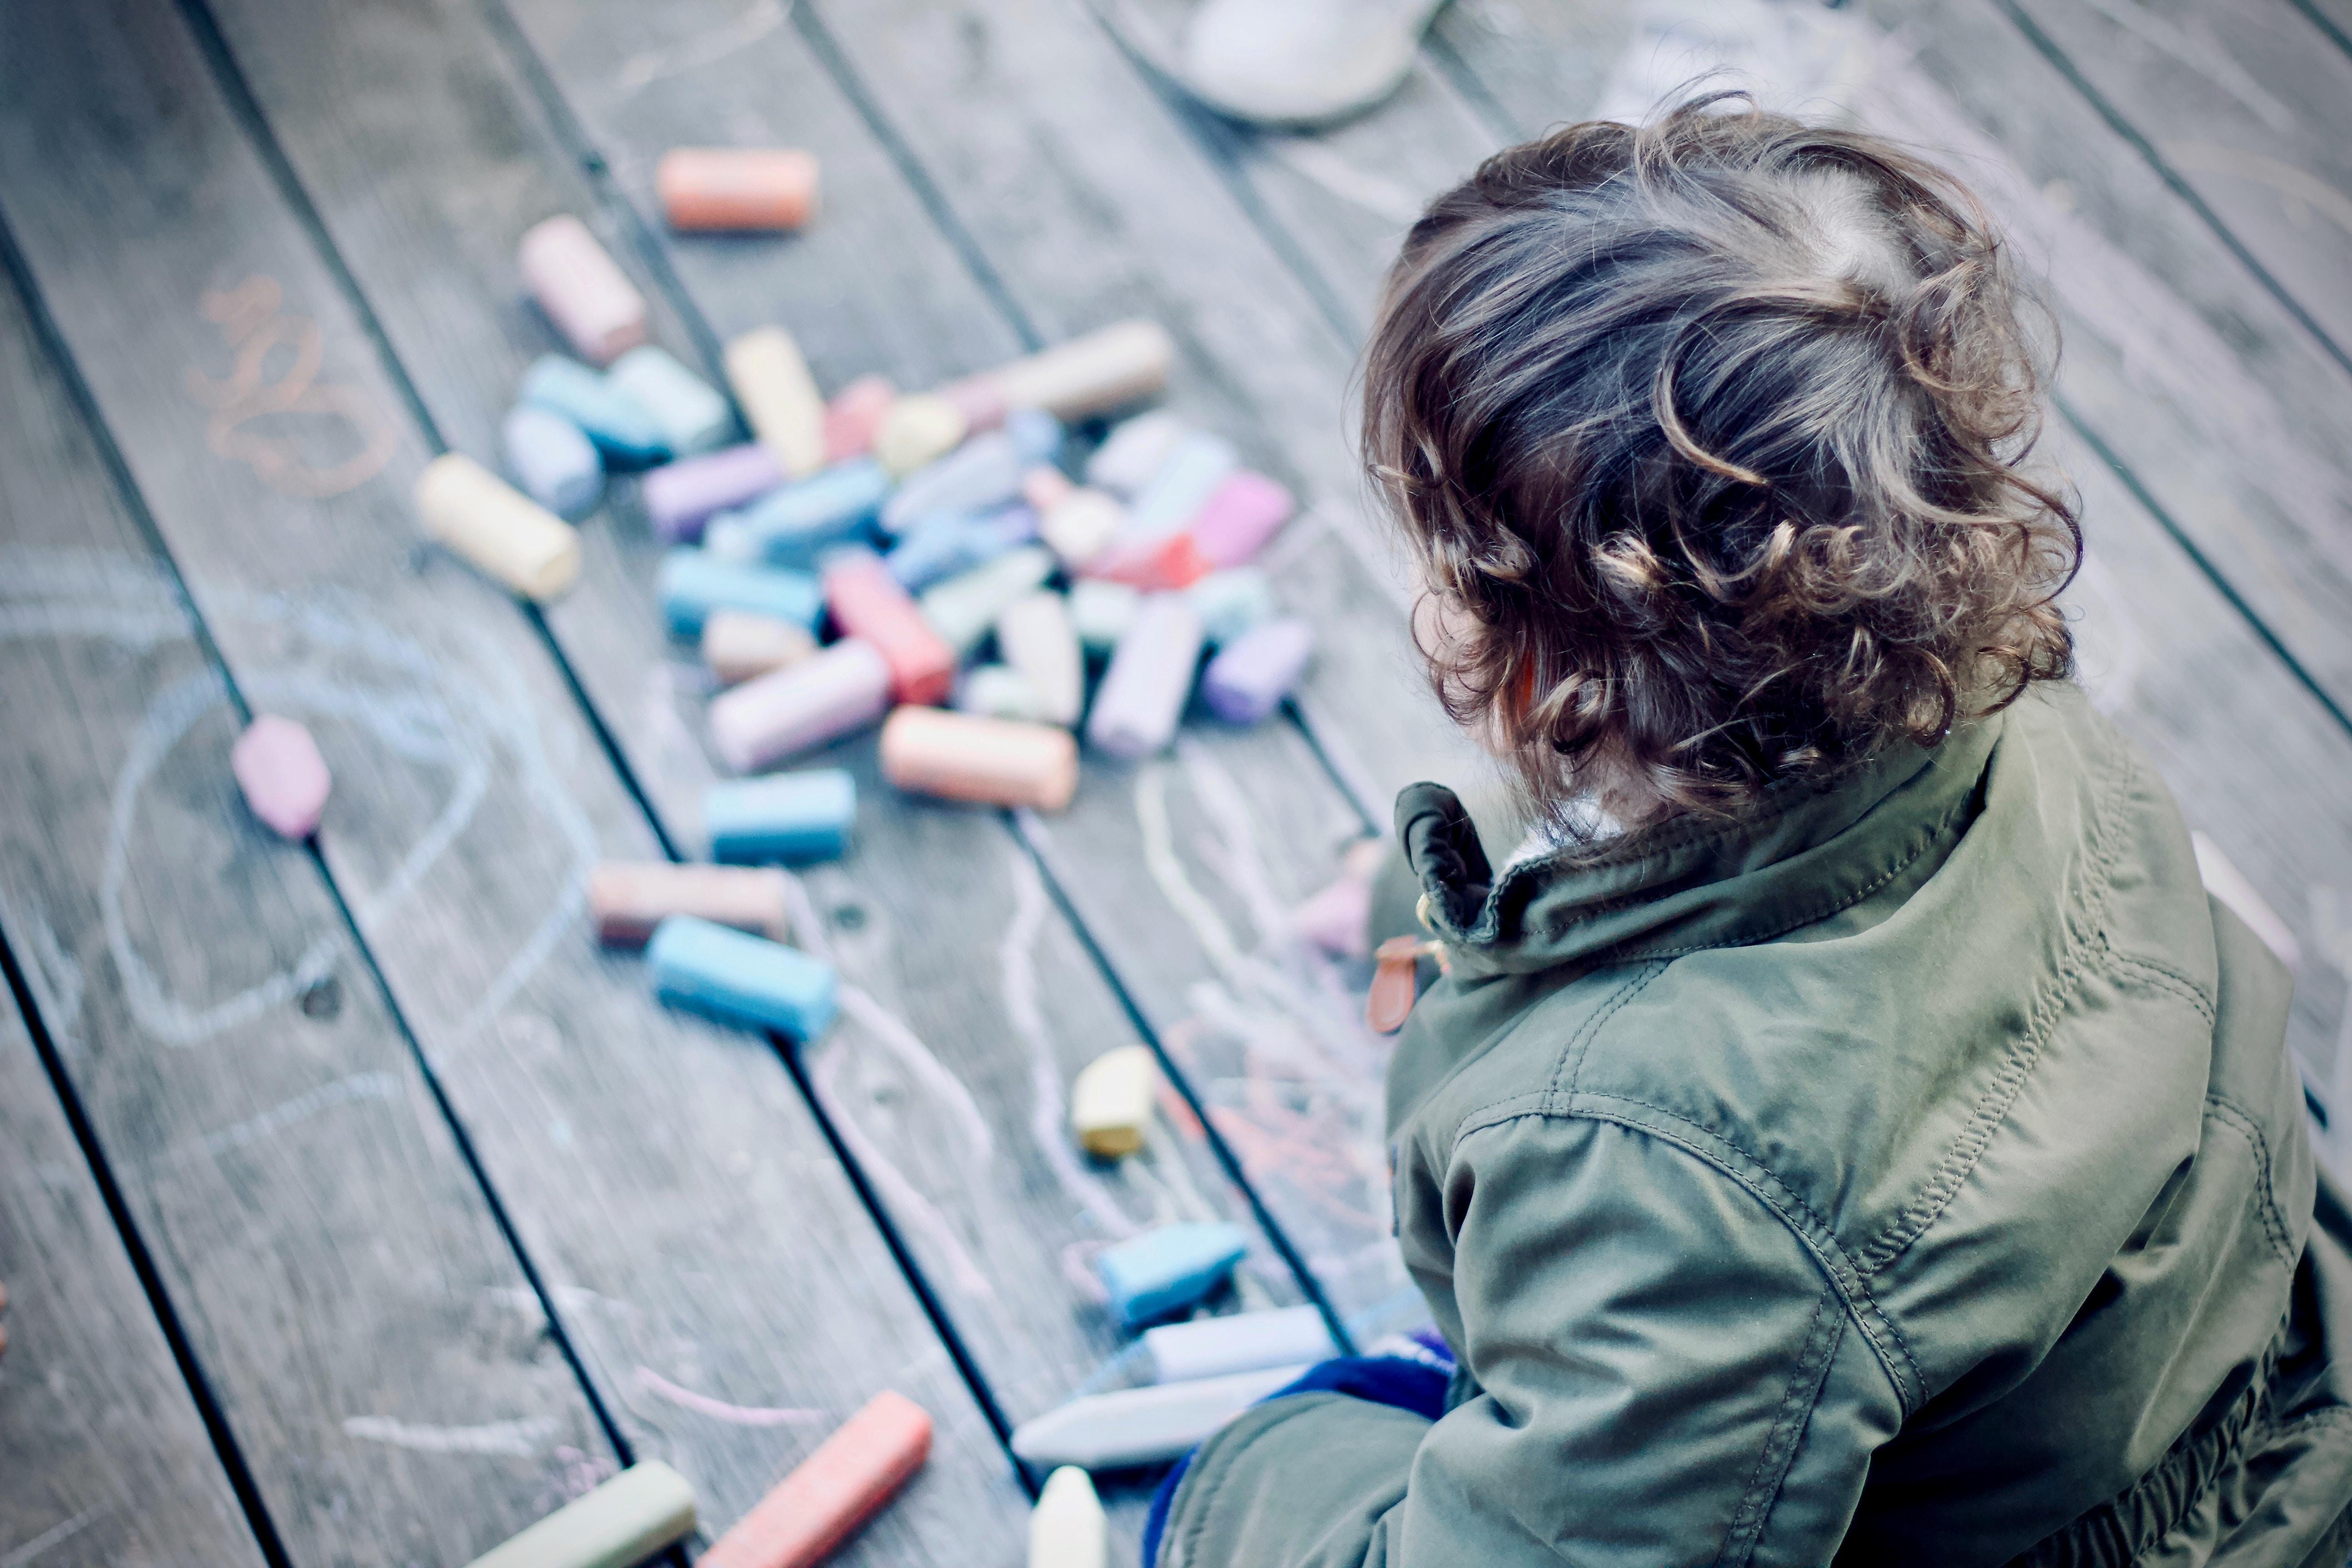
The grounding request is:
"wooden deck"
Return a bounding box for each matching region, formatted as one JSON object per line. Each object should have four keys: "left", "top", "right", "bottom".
{"left": 1, "top": 0, "right": 2347, "bottom": 1562}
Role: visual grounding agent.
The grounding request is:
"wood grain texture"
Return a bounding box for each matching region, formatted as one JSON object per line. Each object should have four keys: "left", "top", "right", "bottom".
{"left": 0, "top": 2, "right": 1030, "bottom": 1558}
{"left": 190, "top": 0, "right": 1313, "bottom": 1541}
{"left": 0, "top": 215, "right": 611, "bottom": 1563}
{"left": 0, "top": 995, "right": 265, "bottom": 1568}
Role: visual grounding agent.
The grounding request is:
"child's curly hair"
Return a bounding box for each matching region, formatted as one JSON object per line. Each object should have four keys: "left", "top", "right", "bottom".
{"left": 1362, "top": 97, "right": 2079, "bottom": 828}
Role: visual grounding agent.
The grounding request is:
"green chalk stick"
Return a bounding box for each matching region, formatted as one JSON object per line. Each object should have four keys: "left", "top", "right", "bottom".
{"left": 463, "top": 1460, "right": 696, "bottom": 1568}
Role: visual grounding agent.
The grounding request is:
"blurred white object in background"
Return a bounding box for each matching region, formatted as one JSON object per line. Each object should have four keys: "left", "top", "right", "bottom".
{"left": 1179, "top": 0, "right": 1450, "bottom": 127}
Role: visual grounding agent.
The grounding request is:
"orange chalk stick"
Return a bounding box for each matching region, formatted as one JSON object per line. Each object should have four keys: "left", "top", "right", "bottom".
{"left": 823, "top": 554, "right": 956, "bottom": 706}
{"left": 881, "top": 707, "right": 1079, "bottom": 813}
{"left": 701, "top": 1392, "right": 932, "bottom": 1568}
{"left": 657, "top": 148, "right": 820, "bottom": 232}
{"left": 589, "top": 862, "right": 791, "bottom": 947}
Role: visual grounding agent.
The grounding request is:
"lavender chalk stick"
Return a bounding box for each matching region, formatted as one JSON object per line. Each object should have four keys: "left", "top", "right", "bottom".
{"left": 708, "top": 639, "right": 892, "bottom": 773}
{"left": 1201, "top": 618, "right": 1312, "bottom": 725}
{"left": 502, "top": 403, "right": 603, "bottom": 519}
{"left": 881, "top": 430, "right": 1025, "bottom": 533}
{"left": 649, "top": 915, "right": 838, "bottom": 1040}
{"left": 608, "top": 345, "right": 734, "bottom": 456}
{"left": 705, "top": 769, "right": 856, "bottom": 863}
{"left": 1085, "top": 594, "right": 1203, "bottom": 759}
{"left": 1190, "top": 472, "right": 1295, "bottom": 568}
{"left": 519, "top": 354, "right": 668, "bottom": 466}
{"left": 644, "top": 444, "right": 783, "bottom": 543}
{"left": 231, "top": 715, "right": 331, "bottom": 840}
{"left": 885, "top": 505, "right": 1035, "bottom": 593}
{"left": 657, "top": 551, "right": 823, "bottom": 640}
{"left": 1083, "top": 411, "right": 1185, "bottom": 497}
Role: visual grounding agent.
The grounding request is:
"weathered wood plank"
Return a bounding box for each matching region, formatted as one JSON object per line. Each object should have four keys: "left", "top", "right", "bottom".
{"left": 189, "top": 0, "right": 1317, "bottom": 1536}
{"left": 0, "top": 991, "right": 267, "bottom": 1568}
{"left": 0, "top": 219, "right": 612, "bottom": 1563}
{"left": 0, "top": 1, "right": 1031, "bottom": 1556}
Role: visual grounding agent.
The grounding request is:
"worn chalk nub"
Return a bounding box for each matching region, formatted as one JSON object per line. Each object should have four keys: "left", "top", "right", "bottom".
{"left": 709, "top": 638, "right": 892, "bottom": 774}
{"left": 1096, "top": 1222, "right": 1250, "bottom": 1329}
{"left": 1085, "top": 594, "right": 1203, "bottom": 758}
{"left": 1069, "top": 1044, "right": 1154, "bottom": 1158}
{"left": 231, "top": 715, "right": 331, "bottom": 840}
{"left": 1202, "top": 618, "right": 1313, "bottom": 726}
{"left": 657, "top": 147, "right": 820, "bottom": 232}
{"left": 726, "top": 326, "right": 826, "bottom": 480}
{"left": 701, "top": 1392, "right": 931, "bottom": 1568}
{"left": 920, "top": 545, "right": 1055, "bottom": 658}
{"left": 873, "top": 393, "right": 968, "bottom": 478}
{"left": 703, "top": 609, "right": 816, "bottom": 686}
{"left": 416, "top": 453, "right": 582, "bottom": 602}
{"left": 880, "top": 707, "right": 1079, "bottom": 813}
{"left": 519, "top": 354, "right": 668, "bottom": 467}
{"left": 1029, "top": 1467, "right": 1107, "bottom": 1568}
{"left": 824, "top": 553, "right": 958, "bottom": 706}
{"left": 518, "top": 215, "right": 648, "bottom": 366}
{"left": 502, "top": 404, "right": 603, "bottom": 519}
{"left": 649, "top": 914, "right": 838, "bottom": 1040}
{"left": 645, "top": 443, "right": 784, "bottom": 544}
{"left": 461, "top": 1459, "right": 695, "bottom": 1568}
{"left": 706, "top": 769, "right": 857, "bottom": 864}
{"left": 975, "top": 320, "right": 1174, "bottom": 422}
{"left": 590, "top": 862, "right": 791, "bottom": 947}
{"left": 1144, "top": 1307, "right": 1337, "bottom": 1385}
{"left": 1009, "top": 1366, "right": 1305, "bottom": 1472}
{"left": 658, "top": 551, "right": 823, "bottom": 640}
{"left": 995, "top": 591, "right": 1083, "bottom": 727}
{"left": 608, "top": 345, "right": 734, "bottom": 457}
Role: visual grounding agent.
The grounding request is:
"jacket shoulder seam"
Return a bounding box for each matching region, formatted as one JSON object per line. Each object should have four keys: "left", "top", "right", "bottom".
{"left": 2109, "top": 948, "right": 2218, "bottom": 1025}
{"left": 2204, "top": 1092, "right": 2298, "bottom": 1269}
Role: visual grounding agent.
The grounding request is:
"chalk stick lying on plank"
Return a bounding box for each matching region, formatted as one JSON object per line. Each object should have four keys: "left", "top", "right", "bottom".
{"left": 706, "top": 769, "right": 856, "bottom": 864}
{"left": 502, "top": 403, "right": 603, "bottom": 519}
{"left": 823, "top": 376, "right": 896, "bottom": 464}
{"left": 921, "top": 546, "right": 1055, "bottom": 659}
{"left": 880, "top": 707, "right": 1079, "bottom": 813}
{"left": 1009, "top": 1365, "right": 1307, "bottom": 1471}
{"left": 1143, "top": 1307, "right": 1337, "bottom": 1385}
{"left": 608, "top": 345, "right": 733, "bottom": 459}
{"left": 415, "top": 453, "right": 581, "bottom": 603}
{"left": 947, "top": 320, "right": 1175, "bottom": 427}
{"left": 824, "top": 552, "right": 957, "bottom": 706}
{"left": 709, "top": 639, "right": 892, "bottom": 774}
{"left": 1068, "top": 1045, "right": 1154, "bottom": 1159}
{"left": 726, "top": 326, "right": 826, "bottom": 481}
{"left": 645, "top": 444, "right": 784, "bottom": 544}
{"left": 517, "top": 215, "right": 647, "bottom": 367}
{"left": 1096, "top": 1223, "right": 1250, "bottom": 1329}
{"left": 231, "top": 715, "right": 331, "bottom": 841}
{"left": 701, "top": 1392, "right": 931, "bottom": 1568}
{"left": 729, "top": 459, "right": 889, "bottom": 567}
{"left": 1086, "top": 594, "right": 1203, "bottom": 759}
{"left": 658, "top": 551, "right": 823, "bottom": 640}
{"left": 1123, "top": 432, "right": 1235, "bottom": 542}
{"left": 657, "top": 147, "right": 820, "bottom": 233}
{"left": 1085, "top": 412, "right": 1185, "bottom": 498}
{"left": 1191, "top": 471, "right": 1294, "bottom": 568}
{"left": 591, "top": 862, "right": 791, "bottom": 947}
{"left": 995, "top": 591, "right": 1083, "bottom": 727}
{"left": 882, "top": 429, "right": 1026, "bottom": 533}
{"left": 519, "top": 354, "right": 667, "bottom": 466}
{"left": 873, "top": 393, "right": 966, "bottom": 479}
{"left": 461, "top": 1459, "right": 695, "bottom": 1568}
{"left": 1202, "top": 618, "right": 1313, "bottom": 726}
{"left": 649, "top": 914, "right": 838, "bottom": 1040}
{"left": 702, "top": 609, "right": 816, "bottom": 686}
{"left": 1188, "top": 568, "right": 1274, "bottom": 648}
{"left": 1029, "top": 1466, "right": 1106, "bottom": 1568}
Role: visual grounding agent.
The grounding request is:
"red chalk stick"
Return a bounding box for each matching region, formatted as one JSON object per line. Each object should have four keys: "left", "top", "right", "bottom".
{"left": 701, "top": 1392, "right": 932, "bottom": 1568}
{"left": 823, "top": 554, "right": 956, "bottom": 706}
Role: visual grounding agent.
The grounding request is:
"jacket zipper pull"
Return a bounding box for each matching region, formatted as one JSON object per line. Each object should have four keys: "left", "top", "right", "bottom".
{"left": 1367, "top": 936, "right": 1445, "bottom": 1034}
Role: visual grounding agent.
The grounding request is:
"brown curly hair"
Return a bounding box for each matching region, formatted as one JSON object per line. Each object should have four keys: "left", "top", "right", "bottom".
{"left": 1362, "top": 97, "right": 2079, "bottom": 830}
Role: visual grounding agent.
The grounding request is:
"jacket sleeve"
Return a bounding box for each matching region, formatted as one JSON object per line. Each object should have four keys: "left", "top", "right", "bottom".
{"left": 1155, "top": 1112, "right": 1902, "bottom": 1567}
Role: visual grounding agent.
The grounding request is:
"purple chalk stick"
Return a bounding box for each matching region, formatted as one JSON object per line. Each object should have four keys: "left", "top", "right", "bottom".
{"left": 231, "top": 714, "right": 332, "bottom": 839}
{"left": 644, "top": 443, "right": 784, "bottom": 543}
{"left": 1191, "top": 471, "right": 1295, "bottom": 569}
{"left": 1202, "top": 618, "right": 1312, "bottom": 725}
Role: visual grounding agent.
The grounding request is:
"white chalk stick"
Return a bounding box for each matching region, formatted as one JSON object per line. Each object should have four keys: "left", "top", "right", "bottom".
{"left": 1029, "top": 1466, "right": 1106, "bottom": 1568}
{"left": 1008, "top": 1365, "right": 1307, "bottom": 1471}
{"left": 1069, "top": 1044, "right": 1154, "bottom": 1158}
{"left": 873, "top": 393, "right": 968, "bottom": 478}
{"left": 726, "top": 327, "right": 826, "bottom": 480}
{"left": 608, "top": 345, "right": 734, "bottom": 457}
{"left": 1143, "top": 1308, "right": 1337, "bottom": 1385}
{"left": 995, "top": 591, "right": 1083, "bottom": 727}
{"left": 1085, "top": 412, "right": 1186, "bottom": 497}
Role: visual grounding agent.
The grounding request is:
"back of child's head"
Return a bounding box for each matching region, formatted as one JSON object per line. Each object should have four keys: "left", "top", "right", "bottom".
{"left": 1362, "top": 95, "right": 2079, "bottom": 828}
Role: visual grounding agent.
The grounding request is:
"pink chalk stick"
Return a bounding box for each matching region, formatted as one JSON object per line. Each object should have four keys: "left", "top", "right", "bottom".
{"left": 701, "top": 1392, "right": 932, "bottom": 1568}
{"left": 1191, "top": 471, "right": 1295, "bottom": 568}
{"left": 645, "top": 444, "right": 784, "bottom": 543}
{"left": 231, "top": 715, "right": 331, "bottom": 840}
{"left": 823, "top": 376, "right": 898, "bottom": 464}
{"left": 517, "top": 215, "right": 647, "bottom": 365}
{"left": 709, "top": 638, "right": 892, "bottom": 773}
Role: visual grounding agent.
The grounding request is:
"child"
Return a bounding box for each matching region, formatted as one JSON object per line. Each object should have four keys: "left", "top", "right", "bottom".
{"left": 1147, "top": 101, "right": 2352, "bottom": 1565}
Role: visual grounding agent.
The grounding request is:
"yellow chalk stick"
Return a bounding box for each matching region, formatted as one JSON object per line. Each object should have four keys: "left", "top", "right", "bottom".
{"left": 1070, "top": 1044, "right": 1155, "bottom": 1158}
{"left": 462, "top": 1460, "right": 695, "bottom": 1568}
{"left": 415, "top": 453, "right": 581, "bottom": 602}
{"left": 725, "top": 327, "right": 826, "bottom": 481}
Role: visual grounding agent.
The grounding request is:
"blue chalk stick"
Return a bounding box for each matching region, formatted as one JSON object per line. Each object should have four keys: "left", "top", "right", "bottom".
{"left": 1006, "top": 406, "right": 1064, "bottom": 467}
{"left": 1126, "top": 431, "right": 1236, "bottom": 540}
{"left": 501, "top": 403, "right": 604, "bottom": 519}
{"left": 1095, "top": 1222, "right": 1251, "bottom": 1329}
{"left": 728, "top": 459, "right": 891, "bottom": 567}
{"left": 519, "top": 354, "right": 669, "bottom": 467}
{"left": 705, "top": 769, "right": 856, "bottom": 864}
{"left": 884, "top": 504, "right": 1037, "bottom": 593}
{"left": 608, "top": 345, "right": 735, "bottom": 456}
{"left": 657, "top": 550, "right": 823, "bottom": 639}
{"left": 648, "top": 915, "right": 838, "bottom": 1039}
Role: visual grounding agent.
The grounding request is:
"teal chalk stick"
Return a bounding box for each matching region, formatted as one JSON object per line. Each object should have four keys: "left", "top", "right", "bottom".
{"left": 608, "top": 345, "right": 734, "bottom": 457}
{"left": 657, "top": 550, "right": 823, "bottom": 639}
{"left": 648, "top": 915, "right": 838, "bottom": 1040}
{"left": 705, "top": 769, "right": 856, "bottom": 864}
{"left": 1095, "top": 1222, "right": 1251, "bottom": 1329}
{"left": 519, "top": 354, "right": 669, "bottom": 467}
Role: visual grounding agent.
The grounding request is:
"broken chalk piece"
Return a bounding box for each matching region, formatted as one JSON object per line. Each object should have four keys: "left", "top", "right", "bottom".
{"left": 645, "top": 443, "right": 785, "bottom": 544}
{"left": 1085, "top": 594, "right": 1204, "bottom": 759}
{"left": 882, "top": 430, "right": 1027, "bottom": 533}
{"left": 1038, "top": 487, "right": 1125, "bottom": 571}
{"left": 700, "top": 1392, "right": 931, "bottom": 1568}
{"left": 726, "top": 326, "right": 826, "bottom": 480}
{"left": 706, "top": 769, "right": 857, "bottom": 865}
{"left": 732, "top": 459, "right": 890, "bottom": 568}
{"left": 650, "top": 915, "right": 838, "bottom": 1039}
{"left": 873, "top": 393, "right": 969, "bottom": 478}
{"left": 1202, "top": 618, "right": 1313, "bottom": 726}
{"left": 461, "top": 1459, "right": 696, "bottom": 1568}
{"left": 415, "top": 453, "right": 582, "bottom": 602}
{"left": 1143, "top": 1307, "right": 1337, "bottom": 1385}
{"left": 879, "top": 707, "right": 1080, "bottom": 813}
{"left": 1008, "top": 1365, "right": 1306, "bottom": 1472}
{"left": 1068, "top": 1044, "right": 1155, "bottom": 1158}
{"left": 957, "top": 665, "right": 1049, "bottom": 724}
{"left": 885, "top": 505, "right": 1034, "bottom": 595}
{"left": 920, "top": 545, "right": 1055, "bottom": 659}
{"left": 1068, "top": 578, "right": 1141, "bottom": 655}
{"left": 1191, "top": 471, "right": 1296, "bottom": 568}
{"left": 657, "top": 147, "right": 820, "bottom": 233}
{"left": 517, "top": 214, "right": 648, "bottom": 366}
{"left": 703, "top": 609, "right": 817, "bottom": 686}
{"left": 709, "top": 638, "right": 892, "bottom": 774}
{"left": 608, "top": 345, "right": 734, "bottom": 458}
{"left": 823, "top": 552, "right": 958, "bottom": 706}
{"left": 502, "top": 403, "right": 603, "bottom": 520}
{"left": 1029, "top": 1466, "right": 1107, "bottom": 1568}
{"left": 974, "top": 320, "right": 1175, "bottom": 423}
{"left": 823, "top": 375, "right": 897, "bottom": 464}
{"left": 1084, "top": 411, "right": 1186, "bottom": 498}
{"left": 231, "top": 715, "right": 331, "bottom": 840}
{"left": 658, "top": 550, "right": 823, "bottom": 641}
{"left": 519, "top": 354, "right": 669, "bottom": 467}
{"left": 1188, "top": 568, "right": 1275, "bottom": 648}
{"left": 1124, "top": 431, "right": 1237, "bottom": 541}
{"left": 590, "top": 862, "right": 791, "bottom": 947}
{"left": 1095, "top": 1222, "right": 1251, "bottom": 1330}
{"left": 995, "top": 591, "right": 1084, "bottom": 727}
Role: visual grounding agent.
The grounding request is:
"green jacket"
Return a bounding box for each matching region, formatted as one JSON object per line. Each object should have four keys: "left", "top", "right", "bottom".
{"left": 1159, "top": 686, "right": 2352, "bottom": 1566}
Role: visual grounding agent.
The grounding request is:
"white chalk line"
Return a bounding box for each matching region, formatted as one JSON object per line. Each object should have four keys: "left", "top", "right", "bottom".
{"left": 631, "top": 1367, "right": 822, "bottom": 1426}
{"left": 179, "top": 1068, "right": 404, "bottom": 1162}
{"left": 0, "top": 1511, "right": 100, "bottom": 1568}
{"left": 342, "top": 1414, "right": 561, "bottom": 1456}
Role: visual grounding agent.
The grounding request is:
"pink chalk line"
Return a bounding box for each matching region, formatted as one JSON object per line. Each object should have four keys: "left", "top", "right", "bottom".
{"left": 632, "top": 1367, "right": 823, "bottom": 1426}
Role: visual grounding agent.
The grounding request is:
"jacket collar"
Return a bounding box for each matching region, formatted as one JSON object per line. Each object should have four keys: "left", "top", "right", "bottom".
{"left": 1395, "top": 713, "right": 2004, "bottom": 977}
